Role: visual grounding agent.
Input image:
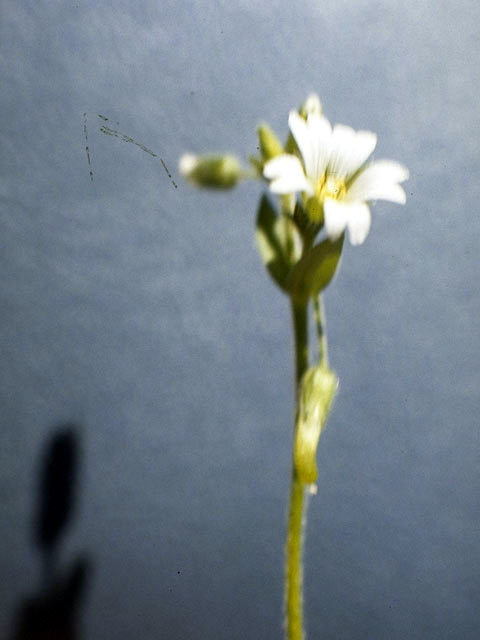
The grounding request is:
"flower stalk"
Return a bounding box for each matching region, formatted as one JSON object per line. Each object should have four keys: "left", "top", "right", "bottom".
{"left": 286, "top": 299, "right": 309, "bottom": 640}
{"left": 286, "top": 474, "right": 307, "bottom": 640}
{"left": 287, "top": 294, "right": 338, "bottom": 639}
{"left": 179, "top": 92, "right": 408, "bottom": 640}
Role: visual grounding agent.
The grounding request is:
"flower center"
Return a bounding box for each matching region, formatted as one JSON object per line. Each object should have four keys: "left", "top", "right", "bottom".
{"left": 314, "top": 174, "right": 346, "bottom": 202}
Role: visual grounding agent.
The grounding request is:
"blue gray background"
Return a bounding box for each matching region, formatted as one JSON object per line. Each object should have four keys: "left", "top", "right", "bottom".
{"left": 1, "top": 1, "right": 479, "bottom": 638}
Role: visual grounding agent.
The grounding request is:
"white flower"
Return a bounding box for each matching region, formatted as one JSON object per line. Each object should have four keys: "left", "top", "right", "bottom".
{"left": 263, "top": 110, "right": 409, "bottom": 245}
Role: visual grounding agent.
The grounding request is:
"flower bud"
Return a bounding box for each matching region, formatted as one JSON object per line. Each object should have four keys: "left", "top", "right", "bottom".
{"left": 179, "top": 153, "right": 243, "bottom": 189}
{"left": 257, "top": 123, "right": 284, "bottom": 161}
{"left": 294, "top": 365, "right": 338, "bottom": 487}
{"left": 284, "top": 95, "right": 323, "bottom": 153}
{"left": 299, "top": 93, "right": 323, "bottom": 118}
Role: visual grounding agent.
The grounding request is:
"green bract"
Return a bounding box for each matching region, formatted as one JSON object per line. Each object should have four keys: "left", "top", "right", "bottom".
{"left": 294, "top": 365, "right": 338, "bottom": 486}
{"left": 287, "top": 235, "right": 344, "bottom": 304}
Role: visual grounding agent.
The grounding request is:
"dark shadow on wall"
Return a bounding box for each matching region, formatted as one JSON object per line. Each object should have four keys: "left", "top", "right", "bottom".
{"left": 9, "top": 424, "right": 93, "bottom": 640}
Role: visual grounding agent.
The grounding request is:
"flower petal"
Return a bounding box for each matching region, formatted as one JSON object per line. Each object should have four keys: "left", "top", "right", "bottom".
{"left": 346, "top": 130, "right": 377, "bottom": 177}
{"left": 354, "top": 182, "right": 407, "bottom": 204}
{"left": 306, "top": 113, "right": 332, "bottom": 181}
{"left": 347, "top": 160, "right": 409, "bottom": 204}
{"left": 328, "top": 125, "right": 354, "bottom": 175}
{"left": 325, "top": 199, "right": 372, "bottom": 244}
{"left": 323, "top": 197, "right": 350, "bottom": 241}
{"left": 288, "top": 110, "right": 331, "bottom": 182}
{"left": 263, "top": 154, "right": 312, "bottom": 195}
{"left": 328, "top": 126, "right": 377, "bottom": 179}
{"left": 346, "top": 202, "right": 371, "bottom": 245}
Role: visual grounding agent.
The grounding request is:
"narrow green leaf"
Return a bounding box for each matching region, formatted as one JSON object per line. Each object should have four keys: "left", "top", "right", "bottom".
{"left": 255, "top": 195, "right": 291, "bottom": 292}
{"left": 287, "top": 235, "right": 344, "bottom": 303}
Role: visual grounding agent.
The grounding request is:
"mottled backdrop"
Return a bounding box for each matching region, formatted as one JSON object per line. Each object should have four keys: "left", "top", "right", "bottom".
{"left": 1, "top": 1, "right": 479, "bottom": 638}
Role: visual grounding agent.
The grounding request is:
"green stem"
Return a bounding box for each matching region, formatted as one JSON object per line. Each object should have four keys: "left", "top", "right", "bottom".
{"left": 313, "top": 294, "right": 328, "bottom": 367}
{"left": 291, "top": 301, "right": 309, "bottom": 387}
{"left": 286, "top": 477, "right": 306, "bottom": 640}
{"left": 285, "top": 301, "right": 309, "bottom": 640}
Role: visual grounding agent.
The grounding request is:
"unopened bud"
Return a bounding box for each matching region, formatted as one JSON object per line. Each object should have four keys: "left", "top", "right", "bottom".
{"left": 257, "top": 123, "right": 284, "bottom": 161}
{"left": 294, "top": 365, "right": 338, "bottom": 487}
{"left": 179, "top": 153, "right": 243, "bottom": 189}
{"left": 299, "top": 93, "right": 323, "bottom": 118}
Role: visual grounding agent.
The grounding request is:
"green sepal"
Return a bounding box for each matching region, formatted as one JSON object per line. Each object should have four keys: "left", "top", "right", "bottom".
{"left": 305, "top": 196, "right": 324, "bottom": 224}
{"left": 257, "top": 123, "right": 284, "bottom": 160}
{"left": 293, "top": 200, "right": 309, "bottom": 233}
{"left": 287, "top": 235, "right": 344, "bottom": 303}
{"left": 284, "top": 132, "right": 298, "bottom": 155}
{"left": 255, "top": 195, "right": 291, "bottom": 292}
{"left": 248, "top": 155, "right": 264, "bottom": 176}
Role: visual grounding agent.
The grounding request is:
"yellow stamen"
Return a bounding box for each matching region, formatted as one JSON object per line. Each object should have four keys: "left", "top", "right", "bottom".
{"left": 315, "top": 174, "right": 346, "bottom": 202}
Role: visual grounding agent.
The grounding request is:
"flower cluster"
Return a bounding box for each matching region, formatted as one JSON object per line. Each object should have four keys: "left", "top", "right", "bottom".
{"left": 179, "top": 93, "right": 408, "bottom": 246}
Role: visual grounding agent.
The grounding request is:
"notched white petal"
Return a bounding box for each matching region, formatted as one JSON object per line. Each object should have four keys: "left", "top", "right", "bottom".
{"left": 346, "top": 203, "right": 371, "bottom": 245}
{"left": 288, "top": 110, "right": 315, "bottom": 178}
{"left": 269, "top": 176, "right": 311, "bottom": 194}
{"left": 360, "top": 183, "right": 407, "bottom": 204}
{"left": 263, "top": 154, "right": 302, "bottom": 179}
{"left": 347, "top": 160, "right": 409, "bottom": 203}
{"left": 348, "top": 131, "right": 377, "bottom": 176}
{"left": 329, "top": 127, "right": 377, "bottom": 178}
{"left": 323, "top": 198, "right": 349, "bottom": 241}
{"left": 360, "top": 160, "right": 409, "bottom": 184}
{"left": 264, "top": 154, "right": 312, "bottom": 195}
{"left": 328, "top": 125, "right": 356, "bottom": 177}
{"left": 306, "top": 113, "right": 332, "bottom": 180}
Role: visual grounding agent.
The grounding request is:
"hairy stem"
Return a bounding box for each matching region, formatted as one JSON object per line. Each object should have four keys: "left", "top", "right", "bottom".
{"left": 285, "top": 301, "right": 309, "bottom": 640}
{"left": 286, "top": 476, "right": 306, "bottom": 640}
